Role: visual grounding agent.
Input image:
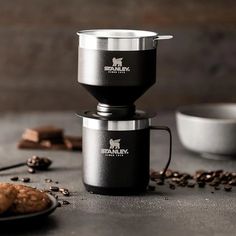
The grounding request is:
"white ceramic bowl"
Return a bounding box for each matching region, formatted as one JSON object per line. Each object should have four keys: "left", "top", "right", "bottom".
{"left": 176, "top": 104, "right": 236, "bottom": 157}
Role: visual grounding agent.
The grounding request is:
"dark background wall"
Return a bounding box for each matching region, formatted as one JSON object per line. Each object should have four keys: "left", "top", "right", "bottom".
{"left": 0, "top": 0, "right": 235, "bottom": 111}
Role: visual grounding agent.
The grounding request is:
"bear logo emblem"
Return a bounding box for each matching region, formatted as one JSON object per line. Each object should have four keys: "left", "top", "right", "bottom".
{"left": 109, "top": 139, "right": 121, "bottom": 149}
{"left": 112, "top": 58, "right": 123, "bottom": 67}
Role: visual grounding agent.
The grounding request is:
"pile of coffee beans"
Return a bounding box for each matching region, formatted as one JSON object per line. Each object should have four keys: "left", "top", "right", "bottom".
{"left": 150, "top": 169, "right": 236, "bottom": 192}
{"left": 27, "top": 155, "right": 52, "bottom": 171}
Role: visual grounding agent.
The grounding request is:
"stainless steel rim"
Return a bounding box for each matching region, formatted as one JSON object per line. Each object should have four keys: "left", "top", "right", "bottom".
{"left": 77, "top": 29, "right": 158, "bottom": 51}
{"left": 77, "top": 29, "right": 158, "bottom": 39}
{"left": 82, "top": 117, "right": 151, "bottom": 131}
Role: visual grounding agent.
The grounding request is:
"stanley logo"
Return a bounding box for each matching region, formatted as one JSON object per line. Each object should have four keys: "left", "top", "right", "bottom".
{"left": 104, "top": 57, "right": 130, "bottom": 74}
{"left": 101, "top": 139, "right": 129, "bottom": 157}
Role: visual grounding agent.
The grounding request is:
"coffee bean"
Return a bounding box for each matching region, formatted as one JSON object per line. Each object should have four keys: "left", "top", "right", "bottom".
{"left": 45, "top": 178, "right": 53, "bottom": 183}
{"left": 228, "top": 179, "right": 236, "bottom": 186}
{"left": 179, "top": 181, "right": 188, "bottom": 187}
{"left": 209, "top": 180, "right": 220, "bottom": 187}
{"left": 50, "top": 186, "right": 59, "bottom": 192}
{"left": 62, "top": 200, "right": 70, "bottom": 205}
{"left": 169, "top": 183, "right": 176, "bottom": 190}
{"left": 195, "top": 170, "right": 205, "bottom": 180}
{"left": 21, "top": 177, "right": 30, "bottom": 183}
{"left": 187, "top": 182, "right": 195, "bottom": 188}
{"left": 59, "top": 188, "right": 69, "bottom": 192}
{"left": 205, "top": 174, "right": 214, "bottom": 182}
{"left": 156, "top": 179, "right": 164, "bottom": 185}
{"left": 221, "top": 180, "right": 228, "bottom": 185}
{"left": 231, "top": 172, "right": 236, "bottom": 178}
{"left": 150, "top": 169, "right": 236, "bottom": 192}
{"left": 171, "top": 177, "right": 180, "bottom": 183}
{"left": 173, "top": 171, "right": 180, "bottom": 178}
{"left": 165, "top": 169, "right": 173, "bottom": 178}
{"left": 224, "top": 185, "right": 232, "bottom": 192}
{"left": 150, "top": 170, "right": 162, "bottom": 180}
{"left": 214, "top": 186, "right": 221, "bottom": 190}
{"left": 62, "top": 190, "right": 70, "bottom": 196}
{"left": 198, "top": 181, "right": 205, "bottom": 188}
{"left": 28, "top": 167, "right": 35, "bottom": 174}
{"left": 213, "top": 170, "right": 223, "bottom": 177}
{"left": 10, "top": 176, "right": 19, "bottom": 181}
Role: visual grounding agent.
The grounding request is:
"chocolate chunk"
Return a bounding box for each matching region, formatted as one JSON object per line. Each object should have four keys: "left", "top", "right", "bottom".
{"left": 10, "top": 176, "right": 19, "bottom": 181}
{"left": 50, "top": 143, "right": 67, "bottom": 150}
{"left": 22, "top": 126, "right": 64, "bottom": 143}
{"left": 17, "top": 139, "right": 46, "bottom": 150}
{"left": 64, "top": 136, "right": 82, "bottom": 151}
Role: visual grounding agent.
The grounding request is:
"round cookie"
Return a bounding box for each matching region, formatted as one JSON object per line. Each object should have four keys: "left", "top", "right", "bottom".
{"left": 10, "top": 185, "right": 51, "bottom": 214}
{"left": 0, "top": 183, "right": 17, "bottom": 214}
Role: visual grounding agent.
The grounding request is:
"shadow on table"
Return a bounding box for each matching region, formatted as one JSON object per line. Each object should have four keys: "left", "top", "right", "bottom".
{"left": 0, "top": 216, "right": 58, "bottom": 235}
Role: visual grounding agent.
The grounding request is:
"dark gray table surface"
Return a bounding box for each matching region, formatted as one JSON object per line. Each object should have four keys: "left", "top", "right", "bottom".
{"left": 0, "top": 111, "right": 235, "bottom": 236}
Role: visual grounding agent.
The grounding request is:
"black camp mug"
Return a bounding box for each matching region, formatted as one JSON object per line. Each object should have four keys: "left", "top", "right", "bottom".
{"left": 80, "top": 111, "right": 172, "bottom": 195}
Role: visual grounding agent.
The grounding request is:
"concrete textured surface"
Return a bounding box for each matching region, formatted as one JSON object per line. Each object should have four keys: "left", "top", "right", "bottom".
{"left": 0, "top": 0, "right": 236, "bottom": 111}
{"left": 0, "top": 111, "right": 235, "bottom": 235}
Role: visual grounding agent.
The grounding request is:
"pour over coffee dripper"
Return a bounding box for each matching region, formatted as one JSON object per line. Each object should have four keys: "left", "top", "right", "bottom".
{"left": 77, "top": 29, "right": 173, "bottom": 195}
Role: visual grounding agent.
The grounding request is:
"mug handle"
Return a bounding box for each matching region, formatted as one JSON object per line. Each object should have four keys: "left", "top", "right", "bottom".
{"left": 149, "top": 126, "right": 172, "bottom": 180}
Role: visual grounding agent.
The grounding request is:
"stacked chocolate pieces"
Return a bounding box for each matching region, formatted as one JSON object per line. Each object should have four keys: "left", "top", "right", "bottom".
{"left": 18, "top": 126, "right": 82, "bottom": 151}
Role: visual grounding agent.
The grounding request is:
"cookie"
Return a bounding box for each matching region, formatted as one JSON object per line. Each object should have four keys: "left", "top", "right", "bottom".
{"left": 10, "top": 185, "right": 51, "bottom": 214}
{"left": 0, "top": 183, "right": 17, "bottom": 214}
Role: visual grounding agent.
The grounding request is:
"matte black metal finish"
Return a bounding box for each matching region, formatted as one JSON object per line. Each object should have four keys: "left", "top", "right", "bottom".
{"left": 78, "top": 49, "right": 156, "bottom": 106}
{"left": 82, "top": 127, "right": 150, "bottom": 194}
